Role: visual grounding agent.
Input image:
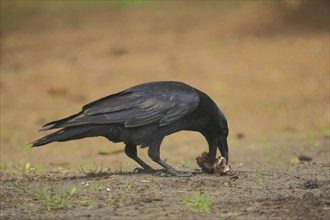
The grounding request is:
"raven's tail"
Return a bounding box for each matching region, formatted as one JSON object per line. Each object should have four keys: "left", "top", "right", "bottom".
{"left": 38, "top": 112, "right": 82, "bottom": 131}
{"left": 31, "top": 126, "right": 102, "bottom": 147}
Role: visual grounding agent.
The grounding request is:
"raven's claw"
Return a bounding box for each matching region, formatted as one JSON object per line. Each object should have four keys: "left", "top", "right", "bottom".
{"left": 133, "top": 167, "right": 156, "bottom": 174}
{"left": 174, "top": 171, "right": 194, "bottom": 177}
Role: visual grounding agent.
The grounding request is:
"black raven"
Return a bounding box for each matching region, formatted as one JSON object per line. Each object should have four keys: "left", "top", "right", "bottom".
{"left": 32, "top": 81, "right": 229, "bottom": 176}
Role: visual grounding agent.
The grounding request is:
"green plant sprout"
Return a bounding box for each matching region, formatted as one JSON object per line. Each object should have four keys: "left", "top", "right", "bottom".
{"left": 13, "top": 162, "right": 42, "bottom": 180}
{"left": 106, "top": 197, "right": 115, "bottom": 206}
{"left": 36, "top": 183, "right": 77, "bottom": 211}
{"left": 90, "top": 181, "right": 104, "bottom": 192}
{"left": 181, "top": 191, "right": 213, "bottom": 213}
{"left": 12, "top": 180, "right": 78, "bottom": 211}
{"left": 125, "top": 183, "right": 133, "bottom": 190}
{"left": 79, "top": 163, "right": 110, "bottom": 177}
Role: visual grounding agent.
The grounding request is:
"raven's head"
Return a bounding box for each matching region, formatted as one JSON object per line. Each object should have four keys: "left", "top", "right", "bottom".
{"left": 199, "top": 92, "right": 229, "bottom": 166}
{"left": 205, "top": 116, "right": 229, "bottom": 165}
{"left": 197, "top": 103, "right": 230, "bottom": 174}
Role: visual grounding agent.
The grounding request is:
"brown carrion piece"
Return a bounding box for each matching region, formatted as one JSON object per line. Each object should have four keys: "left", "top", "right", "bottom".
{"left": 196, "top": 152, "right": 231, "bottom": 175}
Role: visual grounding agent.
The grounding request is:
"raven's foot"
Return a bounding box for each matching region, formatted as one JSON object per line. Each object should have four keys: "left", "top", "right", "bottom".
{"left": 154, "top": 170, "right": 194, "bottom": 177}
{"left": 173, "top": 171, "right": 194, "bottom": 177}
{"left": 133, "top": 167, "right": 156, "bottom": 174}
{"left": 132, "top": 169, "right": 168, "bottom": 177}
{"left": 155, "top": 170, "right": 171, "bottom": 177}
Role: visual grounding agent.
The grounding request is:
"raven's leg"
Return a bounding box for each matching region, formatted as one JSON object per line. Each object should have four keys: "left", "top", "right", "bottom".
{"left": 124, "top": 144, "right": 154, "bottom": 172}
{"left": 148, "top": 143, "right": 193, "bottom": 177}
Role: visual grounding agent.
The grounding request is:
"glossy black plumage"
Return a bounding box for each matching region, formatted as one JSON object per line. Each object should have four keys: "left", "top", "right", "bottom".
{"left": 32, "top": 81, "right": 229, "bottom": 176}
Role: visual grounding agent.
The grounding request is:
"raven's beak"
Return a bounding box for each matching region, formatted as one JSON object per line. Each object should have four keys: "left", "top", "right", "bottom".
{"left": 218, "top": 137, "right": 229, "bottom": 164}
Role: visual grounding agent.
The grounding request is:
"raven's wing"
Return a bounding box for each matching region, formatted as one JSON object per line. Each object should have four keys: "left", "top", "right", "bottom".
{"left": 40, "top": 84, "right": 200, "bottom": 130}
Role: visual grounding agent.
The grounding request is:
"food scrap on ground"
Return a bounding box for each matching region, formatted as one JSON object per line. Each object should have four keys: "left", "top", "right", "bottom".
{"left": 196, "top": 152, "right": 231, "bottom": 175}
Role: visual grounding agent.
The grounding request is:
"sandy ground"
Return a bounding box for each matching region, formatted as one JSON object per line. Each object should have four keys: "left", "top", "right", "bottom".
{"left": 1, "top": 1, "right": 329, "bottom": 219}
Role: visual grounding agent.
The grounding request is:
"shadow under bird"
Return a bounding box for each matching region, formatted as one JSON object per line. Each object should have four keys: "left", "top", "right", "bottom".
{"left": 32, "top": 81, "right": 229, "bottom": 177}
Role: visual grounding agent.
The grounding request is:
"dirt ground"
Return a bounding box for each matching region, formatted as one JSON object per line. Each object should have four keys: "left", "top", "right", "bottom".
{"left": 1, "top": 1, "right": 329, "bottom": 219}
